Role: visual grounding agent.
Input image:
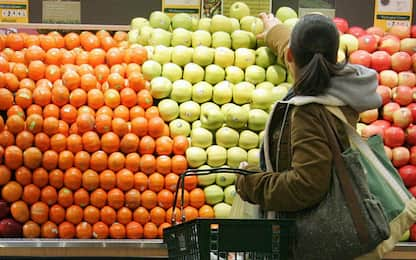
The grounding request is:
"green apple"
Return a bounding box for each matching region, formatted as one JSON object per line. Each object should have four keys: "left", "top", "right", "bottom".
{"left": 205, "top": 64, "right": 225, "bottom": 85}
{"left": 200, "top": 103, "right": 224, "bottom": 130}
{"left": 213, "top": 81, "right": 233, "bottom": 105}
{"left": 179, "top": 100, "right": 200, "bottom": 122}
{"left": 171, "top": 28, "right": 192, "bottom": 47}
{"left": 169, "top": 118, "right": 191, "bottom": 137}
{"left": 192, "top": 120, "right": 202, "bottom": 129}
{"left": 247, "top": 148, "right": 260, "bottom": 168}
{"left": 284, "top": 17, "right": 299, "bottom": 28}
{"left": 229, "top": 1, "right": 250, "bottom": 20}
{"left": 258, "top": 130, "right": 265, "bottom": 142}
{"left": 130, "top": 17, "right": 150, "bottom": 31}
{"left": 183, "top": 63, "right": 205, "bottom": 84}
{"left": 251, "top": 88, "right": 273, "bottom": 110}
{"left": 191, "top": 81, "right": 212, "bottom": 103}
{"left": 198, "top": 18, "right": 211, "bottom": 32}
{"left": 248, "top": 109, "right": 269, "bottom": 131}
{"left": 196, "top": 165, "right": 216, "bottom": 186}
{"left": 186, "top": 147, "right": 207, "bottom": 168}
{"left": 149, "top": 11, "right": 171, "bottom": 30}
{"left": 227, "top": 147, "right": 248, "bottom": 168}
{"left": 245, "top": 65, "right": 266, "bottom": 84}
{"left": 142, "top": 60, "right": 162, "bottom": 80}
{"left": 152, "top": 45, "right": 171, "bottom": 64}
{"left": 192, "top": 30, "right": 212, "bottom": 47}
{"left": 150, "top": 77, "right": 172, "bottom": 99}
{"left": 233, "top": 81, "right": 254, "bottom": 104}
{"left": 204, "top": 184, "right": 224, "bottom": 205}
{"left": 138, "top": 26, "right": 153, "bottom": 46}
{"left": 158, "top": 99, "right": 179, "bottom": 122}
{"left": 271, "top": 86, "right": 288, "bottom": 102}
{"left": 216, "top": 126, "right": 239, "bottom": 148}
{"left": 240, "top": 16, "right": 264, "bottom": 34}
{"left": 338, "top": 49, "right": 346, "bottom": 63}
{"left": 225, "top": 105, "right": 248, "bottom": 129}
{"left": 340, "top": 34, "right": 359, "bottom": 54}
{"left": 231, "top": 30, "right": 256, "bottom": 50}
{"left": 256, "top": 82, "right": 274, "bottom": 91}
{"left": 162, "top": 63, "right": 183, "bottom": 82}
{"left": 190, "top": 127, "right": 213, "bottom": 148}
{"left": 241, "top": 103, "right": 251, "bottom": 113}
{"left": 278, "top": 82, "right": 293, "bottom": 90}
{"left": 216, "top": 172, "right": 236, "bottom": 187}
{"left": 214, "top": 202, "right": 232, "bottom": 218}
{"left": 193, "top": 46, "right": 214, "bottom": 67}
{"left": 225, "top": 66, "right": 245, "bottom": 83}
{"left": 171, "top": 13, "right": 193, "bottom": 30}
{"left": 211, "top": 15, "right": 232, "bottom": 34}
{"left": 275, "top": 7, "right": 298, "bottom": 22}
{"left": 221, "top": 103, "right": 237, "bottom": 115}
{"left": 149, "top": 28, "right": 172, "bottom": 46}
{"left": 239, "top": 130, "right": 259, "bottom": 150}
{"left": 230, "top": 18, "right": 240, "bottom": 32}
{"left": 206, "top": 145, "right": 227, "bottom": 167}
{"left": 266, "top": 64, "right": 287, "bottom": 85}
{"left": 128, "top": 29, "right": 139, "bottom": 44}
{"left": 235, "top": 48, "right": 256, "bottom": 69}
{"left": 399, "top": 230, "right": 410, "bottom": 242}
{"left": 212, "top": 32, "right": 232, "bottom": 48}
{"left": 224, "top": 185, "right": 236, "bottom": 205}
{"left": 287, "top": 72, "right": 294, "bottom": 83}
{"left": 214, "top": 47, "right": 235, "bottom": 68}
{"left": 171, "top": 80, "right": 192, "bottom": 103}
{"left": 144, "top": 46, "right": 154, "bottom": 59}
{"left": 171, "top": 46, "right": 193, "bottom": 66}
{"left": 191, "top": 16, "right": 199, "bottom": 31}
{"left": 256, "top": 47, "right": 276, "bottom": 68}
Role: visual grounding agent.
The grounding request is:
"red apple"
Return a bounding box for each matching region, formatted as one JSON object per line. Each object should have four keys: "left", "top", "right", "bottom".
{"left": 379, "top": 70, "right": 398, "bottom": 88}
{"left": 382, "top": 102, "right": 401, "bottom": 121}
{"left": 391, "top": 51, "right": 412, "bottom": 72}
{"left": 400, "top": 38, "right": 416, "bottom": 55}
{"left": 398, "top": 71, "right": 416, "bottom": 87}
{"left": 371, "top": 51, "right": 392, "bottom": 72}
{"left": 333, "top": 17, "right": 349, "bottom": 33}
{"left": 392, "top": 85, "right": 413, "bottom": 106}
{"left": 384, "top": 145, "right": 393, "bottom": 160}
{"left": 392, "top": 146, "right": 410, "bottom": 167}
{"left": 412, "top": 53, "right": 416, "bottom": 72}
{"left": 348, "top": 26, "right": 366, "bottom": 38}
{"left": 388, "top": 25, "right": 411, "bottom": 39}
{"left": 392, "top": 107, "right": 412, "bottom": 128}
{"left": 376, "top": 85, "right": 392, "bottom": 105}
{"left": 0, "top": 218, "right": 22, "bottom": 238}
{"left": 378, "top": 35, "right": 401, "bottom": 55}
{"left": 407, "top": 125, "right": 416, "bottom": 145}
{"left": 410, "top": 224, "right": 416, "bottom": 241}
{"left": 349, "top": 50, "right": 371, "bottom": 67}
{"left": 359, "top": 109, "right": 378, "bottom": 124}
{"left": 412, "top": 25, "right": 416, "bottom": 38}
{"left": 399, "top": 164, "right": 416, "bottom": 187}
{"left": 384, "top": 126, "right": 405, "bottom": 147}
{"left": 407, "top": 103, "right": 416, "bottom": 123}
{"left": 0, "top": 200, "right": 9, "bottom": 220}
{"left": 371, "top": 119, "right": 391, "bottom": 130}
{"left": 361, "top": 124, "right": 384, "bottom": 138}
{"left": 358, "top": 34, "right": 378, "bottom": 53}
{"left": 410, "top": 146, "right": 416, "bottom": 165}
{"left": 366, "top": 26, "right": 385, "bottom": 37}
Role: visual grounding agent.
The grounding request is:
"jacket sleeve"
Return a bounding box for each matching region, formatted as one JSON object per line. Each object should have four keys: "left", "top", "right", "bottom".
{"left": 264, "top": 24, "right": 292, "bottom": 66}
{"left": 236, "top": 104, "right": 333, "bottom": 212}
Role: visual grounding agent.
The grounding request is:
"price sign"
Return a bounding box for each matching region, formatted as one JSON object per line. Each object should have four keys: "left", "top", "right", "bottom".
{"left": 374, "top": 0, "right": 413, "bottom": 30}
{"left": 0, "top": 0, "right": 28, "bottom": 23}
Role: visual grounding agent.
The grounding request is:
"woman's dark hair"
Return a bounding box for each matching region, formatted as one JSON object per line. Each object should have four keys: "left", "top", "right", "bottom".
{"left": 290, "top": 14, "right": 350, "bottom": 96}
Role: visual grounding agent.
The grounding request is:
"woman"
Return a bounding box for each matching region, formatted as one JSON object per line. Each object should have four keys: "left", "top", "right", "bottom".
{"left": 236, "top": 13, "right": 382, "bottom": 259}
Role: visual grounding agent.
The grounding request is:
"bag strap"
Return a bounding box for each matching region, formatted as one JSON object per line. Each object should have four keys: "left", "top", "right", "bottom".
{"left": 325, "top": 106, "right": 410, "bottom": 202}
{"left": 321, "top": 109, "right": 371, "bottom": 245}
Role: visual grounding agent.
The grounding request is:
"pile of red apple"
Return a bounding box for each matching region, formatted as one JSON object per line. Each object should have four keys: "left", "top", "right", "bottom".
{"left": 334, "top": 18, "right": 416, "bottom": 241}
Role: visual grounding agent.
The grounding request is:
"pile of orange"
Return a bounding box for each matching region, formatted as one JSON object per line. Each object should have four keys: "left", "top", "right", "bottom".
{"left": 0, "top": 30, "right": 214, "bottom": 239}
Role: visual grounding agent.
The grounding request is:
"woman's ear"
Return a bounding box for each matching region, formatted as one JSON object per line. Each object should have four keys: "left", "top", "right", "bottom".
{"left": 286, "top": 48, "right": 293, "bottom": 63}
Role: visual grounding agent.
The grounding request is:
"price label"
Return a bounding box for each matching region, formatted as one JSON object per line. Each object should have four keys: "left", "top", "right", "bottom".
{"left": 0, "top": 1, "right": 28, "bottom": 23}
{"left": 2, "top": 9, "right": 27, "bottom": 18}
{"left": 386, "top": 20, "right": 410, "bottom": 27}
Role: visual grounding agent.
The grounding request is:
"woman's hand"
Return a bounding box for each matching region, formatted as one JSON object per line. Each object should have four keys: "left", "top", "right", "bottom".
{"left": 256, "top": 12, "right": 282, "bottom": 39}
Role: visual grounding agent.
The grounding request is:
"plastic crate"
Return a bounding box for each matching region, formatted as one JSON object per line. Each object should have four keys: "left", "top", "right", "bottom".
{"left": 163, "top": 218, "right": 295, "bottom": 260}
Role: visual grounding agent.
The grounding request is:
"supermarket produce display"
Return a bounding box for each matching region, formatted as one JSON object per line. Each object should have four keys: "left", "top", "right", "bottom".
{"left": 0, "top": 2, "right": 416, "bottom": 253}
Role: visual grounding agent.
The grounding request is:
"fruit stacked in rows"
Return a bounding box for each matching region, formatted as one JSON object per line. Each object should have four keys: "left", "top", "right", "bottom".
{"left": 0, "top": 30, "right": 200, "bottom": 239}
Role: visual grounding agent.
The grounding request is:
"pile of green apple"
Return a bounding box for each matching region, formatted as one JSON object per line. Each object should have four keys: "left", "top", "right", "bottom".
{"left": 129, "top": 3, "right": 298, "bottom": 218}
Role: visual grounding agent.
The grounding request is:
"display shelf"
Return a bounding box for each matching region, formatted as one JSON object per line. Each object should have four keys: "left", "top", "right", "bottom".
{"left": 0, "top": 23, "right": 129, "bottom": 31}
{"left": 383, "top": 243, "right": 416, "bottom": 260}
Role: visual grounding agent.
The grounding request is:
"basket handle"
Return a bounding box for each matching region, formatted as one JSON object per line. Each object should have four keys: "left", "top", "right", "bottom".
{"left": 171, "top": 167, "right": 259, "bottom": 225}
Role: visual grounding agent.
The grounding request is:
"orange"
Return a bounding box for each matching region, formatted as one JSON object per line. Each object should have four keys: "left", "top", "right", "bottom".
{"left": 64, "top": 167, "right": 82, "bottom": 190}
{"left": 41, "top": 221, "right": 58, "bottom": 238}
{"left": 117, "top": 206, "right": 133, "bottom": 225}
{"left": 45, "top": 48, "right": 62, "bottom": 66}
{"left": 143, "top": 222, "right": 158, "bottom": 239}
{"left": 57, "top": 187, "right": 74, "bottom": 208}
{"left": 0, "top": 165, "right": 11, "bottom": 186}
{"left": 126, "top": 221, "right": 143, "bottom": 239}
{"left": 43, "top": 104, "right": 60, "bottom": 118}
{"left": 104, "top": 89, "right": 121, "bottom": 109}
{"left": 6, "top": 114, "right": 25, "bottom": 135}
{"left": 175, "top": 189, "right": 189, "bottom": 208}
{"left": 120, "top": 87, "right": 137, "bottom": 108}
{"left": 148, "top": 117, "right": 165, "bottom": 138}
{"left": 125, "top": 153, "right": 141, "bottom": 173}
{"left": 0, "top": 130, "right": 15, "bottom": 148}
{"left": 22, "top": 184, "right": 41, "bottom": 205}
{"left": 60, "top": 104, "right": 78, "bottom": 124}
{"left": 99, "top": 169, "right": 116, "bottom": 191}
{"left": 51, "top": 84, "right": 69, "bottom": 107}
{"left": 41, "top": 185, "right": 58, "bottom": 206}
{"left": 4, "top": 146, "right": 23, "bottom": 170}
{"left": 134, "top": 172, "right": 148, "bottom": 192}
{"left": 6, "top": 33, "right": 24, "bottom": 50}
{"left": 145, "top": 106, "right": 160, "bottom": 120}
{"left": 62, "top": 70, "right": 80, "bottom": 91}
{"left": 189, "top": 188, "right": 206, "bottom": 209}
{"left": 119, "top": 133, "right": 139, "bottom": 154}
{"left": 130, "top": 106, "right": 145, "bottom": 119}
{"left": 32, "top": 85, "right": 52, "bottom": 107}
{"left": 107, "top": 188, "right": 125, "bottom": 209}
{"left": 76, "top": 113, "right": 95, "bottom": 134}
{"left": 92, "top": 221, "right": 109, "bottom": 239}
{"left": 198, "top": 205, "right": 215, "bottom": 218}
{"left": 74, "top": 151, "right": 90, "bottom": 172}
{"left": 125, "top": 189, "right": 141, "bottom": 210}
{"left": 150, "top": 206, "right": 166, "bottom": 226}
{"left": 107, "top": 152, "right": 125, "bottom": 172}
{"left": 113, "top": 31, "right": 127, "bottom": 42}
{"left": 81, "top": 33, "right": 100, "bottom": 51}
{"left": 90, "top": 188, "right": 107, "bottom": 209}
{"left": 124, "top": 46, "right": 147, "bottom": 65}
{"left": 50, "top": 133, "right": 67, "bottom": 152}
{"left": 172, "top": 136, "right": 189, "bottom": 155}
{"left": 88, "top": 48, "right": 105, "bottom": 67}
{"left": 148, "top": 173, "right": 165, "bottom": 193}
{"left": 58, "top": 221, "right": 76, "bottom": 239}
{"left": 61, "top": 49, "right": 76, "bottom": 64}
{"left": 48, "top": 31, "right": 64, "bottom": 48}
{"left": 14, "top": 166, "right": 31, "bottom": 186}
{"left": 66, "top": 134, "right": 83, "bottom": 153}
{"left": 113, "top": 105, "right": 130, "bottom": 121}
{"left": 156, "top": 155, "right": 171, "bottom": 175}
{"left": 19, "top": 78, "right": 36, "bottom": 91}
{"left": 76, "top": 222, "right": 93, "bottom": 239}
{"left": 166, "top": 207, "right": 181, "bottom": 224}
{"left": 90, "top": 150, "right": 108, "bottom": 172}
{"left": 137, "top": 89, "right": 153, "bottom": 109}
{"left": 43, "top": 117, "right": 59, "bottom": 136}
{"left": 107, "top": 72, "right": 124, "bottom": 90}
{"left": 82, "top": 131, "right": 101, "bottom": 153}
{"left": 48, "top": 169, "right": 64, "bottom": 189}
{"left": 14, "top": 88, "right": 32, "bottom": 109}
{"left": 82, "top": 169, "right": 99, "bottom": 191}
{"left": 171, "top": 155, "right": 188, "bottom": 174}
{"left": 101, "top": 132, "right": 120, "bottom": 154}
{"left": 87, "top": 88, "right": 104, "bottom": 109}
{"left": 64, "top": 32, "right": 80, "bottom": 50}
{"left": 28, "top": 60, "right": 45, "bottom": 81}
{"left": 116, "top": 169, "right": 134, "bottom": 191}
{"left": 100, "top": 205, "right": 116, "bottom": 225}
{"left": 69, "top": 89, "right": 87, "bottom": 108}
{"left": 183, "top": 206, "right": 199, "bottom": 222}
{"left": 158, "top": 222, "right": 171, "bottom": 239}
{"left": 23, "top": 147, "right": 42, "bottom": 169}
{"left": 11, "top": 200, "right": 30, "bottom": 223}
{"left": 83, "top": 205, "right": 100, "bottom": 224}
{"left": 49, "top": 204, "right": 65, "bottom": 224}
{"left": 0, "top": 88, "right": 13, "bottom": 110}
{"left": 39, "top": 35, "right": 57, "bottom": 51}
{"left": 141, "top": 190, "right": 157, "bottom": 210}
{"left": 30, "top": 201, "right": 49, "bottom": 224}
{"left": 133, "top": 206, "right": 150, "bottom": 225}
{"left": 109, "top": 222, "right": 126, "bottom": 239}
{"left": 95, "top": 113, "right": 112, "bottom": 134}
{"left": 74, "top": 188, "right": 90, "bottom": 208}
{"left": 139, "top": 154, "right": 156, "bottom": 175}
{"left": 25, "top": 45, "right": 45, "bottom": 63}
{"left": 131, "top": 117, "right": 148, "bottom": 138}
{"left": 12, "top": 62, "right": 28, "bottom": 80}
{"left": 23, "top": 220, "right": 41, "bottom": 238}
{"left": 106, "top": 47, "right": 123, "bottom": 67}
{"left": 100, "top": 36, "right": 116, "bottom": 51}
{"left": 94, "top": 64, "right": 110, "bottom": 83}
{"left": 16, "top": 131, "right": 34, "bottom": 150}
{"left": 157, "top": 189, "right": 174, "bottom": 210}
{"left": 5, "top": 72, "right": 20, "bottom": 92}
{"left": 66, "top": 205, "right": 83, "bottom": 225}
{"left": 25, "top": 114, "right": 43, "bottom": 135}
{"left": 75, "top": 50, "right": 89, "bottom": 65}
{"left": 80, "top": 73, "right": 97, "bottom": 91}
{"left": 58, "top": 150, "right": 75, "bottom": 170}
{"left": 184, "top": 175, "right": 198, "bottom": 191}
{"left": 24, "top": 34, "right": 40, "bottom": 47}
